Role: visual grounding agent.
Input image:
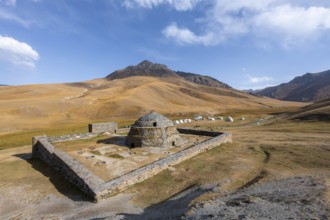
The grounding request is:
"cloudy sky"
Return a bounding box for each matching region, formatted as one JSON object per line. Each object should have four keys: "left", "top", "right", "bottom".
{"left": 1, "top": 0, "right": 330, "bottom": 89}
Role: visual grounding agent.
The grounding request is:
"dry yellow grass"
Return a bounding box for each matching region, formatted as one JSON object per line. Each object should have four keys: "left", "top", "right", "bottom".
{"left": 0, "top": 112, "right": 329, "bottom": 218}
{"left": 127, "top": 119, "right": 330, "bottom": 207}
{"left": 0, "top": 76, "right": 304, "bottom": 149}
{"left": 0, "top": 76, "right": 328, "bottom": 218}
{"left": 0, "top": 76, "right": 303, "bottom": 131}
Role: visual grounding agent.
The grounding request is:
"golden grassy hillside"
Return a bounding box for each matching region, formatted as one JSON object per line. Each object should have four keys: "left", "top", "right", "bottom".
{"left": 0, "top": 76, "right": 305, "bottom": 148}
{"left": 0, "top": 76, "right": 304, "bottom": 131}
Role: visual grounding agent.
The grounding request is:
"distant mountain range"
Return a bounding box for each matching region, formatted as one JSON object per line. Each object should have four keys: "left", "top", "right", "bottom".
{"left": 106, "top": 60, "right": 231, "bottom": 89}
{"left": 256, "top": 70, "right": 330, "bottom": 102}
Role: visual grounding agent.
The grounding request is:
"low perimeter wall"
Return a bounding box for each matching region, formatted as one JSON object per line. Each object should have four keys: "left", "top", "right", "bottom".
{"left": 32, "top": 129, "right": 232, "bottom": 201}
{"left": 96, "top": 131, "right": 232, "bottom": 200}
{"left": 32, "top": 136, "right": 104, "bottom": 199}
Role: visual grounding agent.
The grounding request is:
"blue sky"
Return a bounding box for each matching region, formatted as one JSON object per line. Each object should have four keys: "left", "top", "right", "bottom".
{"left": 1, "top": 0, "right": 330, "bottom": 89}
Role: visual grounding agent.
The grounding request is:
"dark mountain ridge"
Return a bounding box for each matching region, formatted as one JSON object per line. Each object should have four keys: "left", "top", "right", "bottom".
{"left": 106, "top": 60, "right": 230, "bottom": 89}
{"left": 175, "top": 71, "right": 231, "bottom": 89}
{"left": 257, "top": 70, "right": 330, "bottom": 102}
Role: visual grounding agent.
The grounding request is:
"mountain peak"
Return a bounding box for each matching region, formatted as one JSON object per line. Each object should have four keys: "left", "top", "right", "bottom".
{"left": 106, "top": 60, "right": 177, "bottom": 80}
{"left": 129, "top": 60, "right": 170, "bottom": 72}
{"left": 106, "top": 60, "right": 230, "bottom": 89}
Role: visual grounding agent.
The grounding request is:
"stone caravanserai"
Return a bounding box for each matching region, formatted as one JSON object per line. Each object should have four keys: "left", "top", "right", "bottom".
{"left": 32, "top": 112, "right": 232, "bottom": 201}
{"left": 127, "top": 112, "right": 183, "bottom": 148}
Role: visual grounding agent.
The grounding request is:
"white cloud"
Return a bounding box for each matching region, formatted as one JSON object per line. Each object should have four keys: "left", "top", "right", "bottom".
{"left": 246, "top": 75, "right": 273, "bottom": 84}
{"left": 162, "top": 23, "right": 217, "bottom": 46}
{"left": 240, "top": 74, "right": 274, "bottom": 90}
{"left": 160, "top": 0, "right": 330, "bottom": 47}
{"left": 0, "top": 35, "right": 39, "bottom": 68}
{"left": 0, "top": 9, "right": 33, "bottom": 27}
{"left": 1, "top": 0, "right": 16, "bottom": 6}
{"left": 254, "top": 4, "right": 330, "bottom": 44}
{"left": 122, "top": 0, "right": 201, "bottom": 11}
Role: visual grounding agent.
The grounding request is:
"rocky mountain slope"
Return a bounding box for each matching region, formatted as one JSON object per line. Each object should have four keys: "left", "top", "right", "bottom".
{"left": 175, "top": 71, "right": 231, "bottom": 88}
{"left": 106, "top": 60, "right": 230, "bottom": 88}
{"left": 257, "top": 70, "right": 330, "bottom": 102}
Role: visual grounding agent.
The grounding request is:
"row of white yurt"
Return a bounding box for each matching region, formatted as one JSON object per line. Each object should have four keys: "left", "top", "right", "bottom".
{"left": 174, "top": 118, "right": 192, "bottom": 124}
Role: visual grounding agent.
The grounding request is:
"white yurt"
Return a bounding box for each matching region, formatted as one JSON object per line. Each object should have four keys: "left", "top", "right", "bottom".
{"left": 226, "top": 116, "right": 234, "bottom": 122}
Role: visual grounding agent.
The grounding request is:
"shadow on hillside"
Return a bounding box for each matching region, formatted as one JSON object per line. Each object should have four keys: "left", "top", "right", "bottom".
{"left": 293, "top": 114, "right": 330, "bottom": 121}
{"left": 117, "top": 186, "right": 212, "bottom": 220}
{"left": 14, "top": 153, "right": 92, "bottom": 202}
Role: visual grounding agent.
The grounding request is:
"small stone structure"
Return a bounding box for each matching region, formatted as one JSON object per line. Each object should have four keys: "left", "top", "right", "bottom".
{"left": 88, "top": 122, "right": 118, "bottom": 133}
{"left": 127, "top": 112, "right": 182, "bottom": 148}
{"left": 31, "top": 117, "right": 232, "bottom": 202}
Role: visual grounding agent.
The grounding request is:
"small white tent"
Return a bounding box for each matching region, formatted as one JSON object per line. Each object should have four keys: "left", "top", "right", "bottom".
{"left": 194, "top": 116, "right": 203, "bottom": 121}
{"left": 226, "top": 116, "right": 234, "bottom": 122}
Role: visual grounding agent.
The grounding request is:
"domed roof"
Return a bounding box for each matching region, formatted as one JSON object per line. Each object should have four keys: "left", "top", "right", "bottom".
{"left": 132, "top": 112, "right": 174, "bottom": 127}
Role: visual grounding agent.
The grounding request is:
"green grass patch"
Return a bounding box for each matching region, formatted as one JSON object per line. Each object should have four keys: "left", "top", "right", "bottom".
{"left": 105, "top": 153, "right": 124, "bottom": 159}
{"left": 0, "top": 125, "right": 87, "bottom": 150}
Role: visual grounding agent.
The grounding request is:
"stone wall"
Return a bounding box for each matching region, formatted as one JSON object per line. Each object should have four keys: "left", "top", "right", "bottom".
{"left": 88, "top": 122, "right": 118, "bottom": 133}
{"left": 32, "top": 136, "right": 104, "bottom": 200}
{"left": 96, "top": 132, "right": 232, "bottom": 199}
{"left": 32, "top": 129, "right": 232, "bottom": 202}
{"left": 46, "top": 133, "right": 98, "bottom": 143}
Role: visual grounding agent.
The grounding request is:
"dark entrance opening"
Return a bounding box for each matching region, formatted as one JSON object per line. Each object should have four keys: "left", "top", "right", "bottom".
{"left": 131, "top": 143, "right": 135, "bottom": 148}
{"left": 153, "top": 122, "right": 157, "bottom": 127}
{"left": 172, "top": 141, "right": 175, "bottom": 146}
{"left": 114, "top": 129, "right": 117, "bottom": 133}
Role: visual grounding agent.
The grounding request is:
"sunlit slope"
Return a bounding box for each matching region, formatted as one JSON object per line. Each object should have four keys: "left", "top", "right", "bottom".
{"left": 0, "top": 76, "right": 304, "bottom": 132}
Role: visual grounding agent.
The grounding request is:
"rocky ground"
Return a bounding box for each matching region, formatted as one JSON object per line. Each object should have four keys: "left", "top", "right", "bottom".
{"left": 185, "top": 176, "right": 329, "bottom": 220}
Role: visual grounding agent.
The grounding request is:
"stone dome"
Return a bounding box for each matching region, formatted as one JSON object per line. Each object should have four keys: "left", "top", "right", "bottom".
{"left": 132, "top": 112, "right": 174, "bottom": 127}
{"left": 127, "top": 112, "right": 182, "bottom": 148}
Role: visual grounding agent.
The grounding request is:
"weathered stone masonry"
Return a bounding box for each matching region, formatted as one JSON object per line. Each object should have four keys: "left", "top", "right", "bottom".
{"left": 32, "top": 136, "right": 104, "bottom": 199}
{"left": 88, "top": 122, "right": 118, "bottom": 133}
{"left": 32, "top": 128, "right": 232, "bottom": 201}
